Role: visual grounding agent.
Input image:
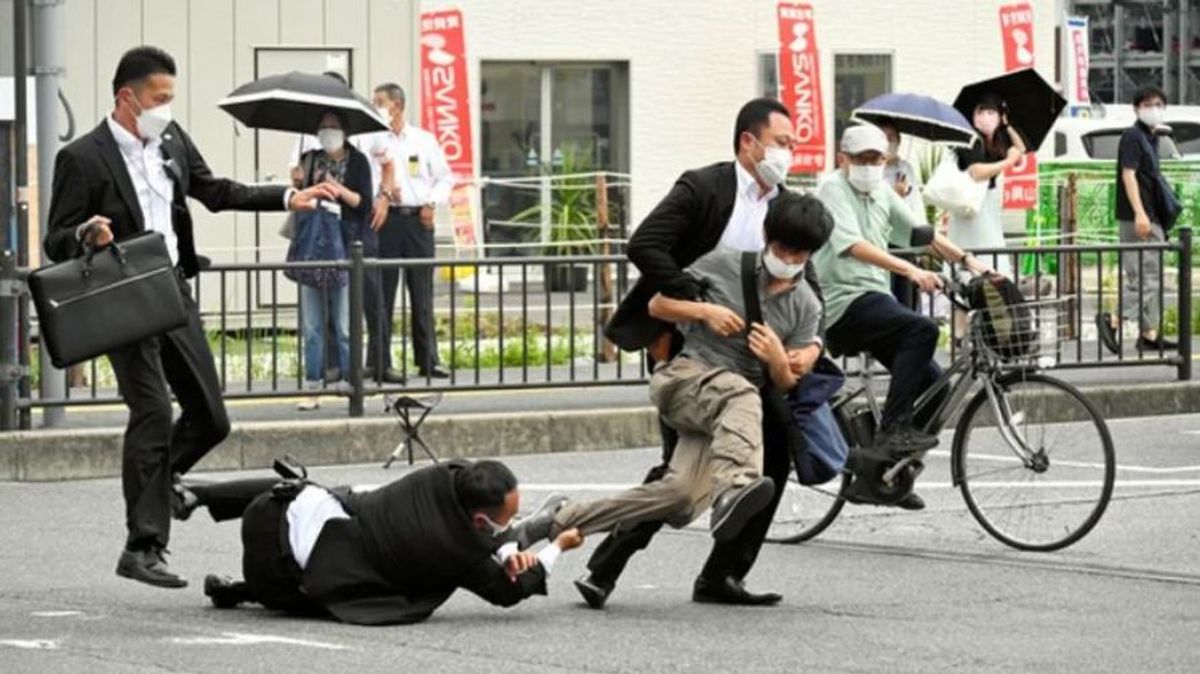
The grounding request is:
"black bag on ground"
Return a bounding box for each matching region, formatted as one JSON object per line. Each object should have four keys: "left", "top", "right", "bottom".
{"left": 966, "top": 273, "right": 1035, "bottom": 361}
{"left": 28, "top": 231, "right": 188, "bottom": 368}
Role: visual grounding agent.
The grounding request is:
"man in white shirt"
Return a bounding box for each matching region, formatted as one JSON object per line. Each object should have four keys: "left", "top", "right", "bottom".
{"left": 371, "top": 83, "right": 455, "bottom": 380}
{"left": 43, "top": 46, "right": 334, "bottom": 590}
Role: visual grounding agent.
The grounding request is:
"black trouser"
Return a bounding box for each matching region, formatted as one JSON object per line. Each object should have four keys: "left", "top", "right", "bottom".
{"left": 378, "top": 208, "right": 439, "bottom": 372}
{"left": 106, "top": 275, "right": 231, "bottom": 552}
{"left": 188, "top": 477, "right": 281, "bottom": 522}
{"left": 359, "top": 226, "right": 390, "bottom": 378}
{"left": 585, "top": 385, "right": 793, "bottom": 587}
{"left": 825, "top": 291, "right": 942, "bottom": 429}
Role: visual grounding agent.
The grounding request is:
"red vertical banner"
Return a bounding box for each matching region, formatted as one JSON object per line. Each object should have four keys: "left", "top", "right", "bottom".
{"left": 998, "top": 1, "right": 1037, "bottom": 210}
{"left": 419, "top": 8, "right": 479, "bottom": 250}
{"left": 777, "top": 2, "right": 825, "bottom": 173}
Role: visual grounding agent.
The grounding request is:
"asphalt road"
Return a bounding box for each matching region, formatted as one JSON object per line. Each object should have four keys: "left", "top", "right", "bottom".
{"left": 1, "top": 413, "right": 1199, "bottom": 673}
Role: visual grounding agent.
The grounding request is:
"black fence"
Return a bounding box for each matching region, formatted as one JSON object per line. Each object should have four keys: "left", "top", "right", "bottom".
{"left": 0, "top": 229, "right": 1192, "bottom": 430}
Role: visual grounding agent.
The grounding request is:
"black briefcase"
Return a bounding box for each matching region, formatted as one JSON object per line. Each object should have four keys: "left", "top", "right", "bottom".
{"left": 28, "top": 232, "right": 189, "bottom": 368}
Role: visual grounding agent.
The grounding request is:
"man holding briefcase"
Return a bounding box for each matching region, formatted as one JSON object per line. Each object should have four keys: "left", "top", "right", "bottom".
{"left": 43, "top": 46, "right": 334, "bottom": 589}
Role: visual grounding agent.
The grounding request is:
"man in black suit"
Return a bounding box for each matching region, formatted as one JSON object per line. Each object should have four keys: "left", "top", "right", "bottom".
{"left": 586, "top": 98, "right": 823, "bottom": 608}
{"left": 42, "top": 46, "right": 335, "bottom": 589}
{"left": 185, "top": 460, "right": 582, "bottom": 625}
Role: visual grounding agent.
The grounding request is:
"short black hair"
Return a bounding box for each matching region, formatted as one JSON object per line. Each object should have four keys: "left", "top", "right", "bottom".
{"left": 1133, "top": 86, "right": 1167, "bottom": 108}
{"left": 322, "top": 71, "right": 348, "bottom": 86}
{"left": 375, "top": 82, "right": 406, "bottom": 105}
{"left": 453, "top": 460, "right": 518, "bottom": 515}
{"left": 764, "top": 190, "right": 833, "bottom": 252}
{"left": 733, "top": 97, "right": 792, "bottom": 154}
{"left": 112, "top": 46, "right": 176, "bottom": 95}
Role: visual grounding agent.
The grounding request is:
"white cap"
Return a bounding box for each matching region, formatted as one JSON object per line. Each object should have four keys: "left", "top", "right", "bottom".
{"left": 840, "top": 124, "right": 889, "bottom": 155}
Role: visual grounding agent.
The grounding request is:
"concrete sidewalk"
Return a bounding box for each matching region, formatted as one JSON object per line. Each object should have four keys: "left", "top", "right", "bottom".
{"left": 4, "top": 371, "right": 1200, "bottom": 482}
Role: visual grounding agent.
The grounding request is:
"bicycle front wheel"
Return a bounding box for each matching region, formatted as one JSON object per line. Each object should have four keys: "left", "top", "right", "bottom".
{"left": 767, "top": 472, "right": 850, "bottom": 544}
{"left": 953, "top": 371, "right": 1115, "bottom": 552}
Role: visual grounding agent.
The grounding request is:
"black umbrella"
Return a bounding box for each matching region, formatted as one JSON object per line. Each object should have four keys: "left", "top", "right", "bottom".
{"left": 953, "top": 68, "right": 1066, "bottom": 152}
{"left": 217, "top": 71, "right": 388, "bottom": 136}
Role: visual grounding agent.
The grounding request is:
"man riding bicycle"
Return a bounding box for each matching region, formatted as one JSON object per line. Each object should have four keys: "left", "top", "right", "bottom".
{"left": 813, "top": 125, "right": 994, "bottom": 510}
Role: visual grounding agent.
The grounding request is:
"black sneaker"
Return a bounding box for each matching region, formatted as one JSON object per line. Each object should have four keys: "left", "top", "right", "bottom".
{"left": 876, "top": 425, "right": 939, "bottom": 457}
{"left": 1095, "top": 313, "right": 1120, "bottom": 355}
{"left": 1137, "top": 335, "right": 1178, "bottom": 353}
{"left": 895, "top": 492, "right": 926, "bottom": 510}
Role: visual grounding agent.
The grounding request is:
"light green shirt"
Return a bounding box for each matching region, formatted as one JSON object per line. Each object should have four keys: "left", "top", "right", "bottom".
{"left": 812, "top": 171, "right": 923, "bottom": 329}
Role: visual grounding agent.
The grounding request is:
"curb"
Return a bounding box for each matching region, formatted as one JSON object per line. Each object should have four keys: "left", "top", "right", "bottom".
{"left": 2, "top": 379, "right": 1199, "bottom": 482}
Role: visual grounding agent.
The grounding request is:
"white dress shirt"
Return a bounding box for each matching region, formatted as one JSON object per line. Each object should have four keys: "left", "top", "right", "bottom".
{"left": 286, "top": 485, "right": 351, "bottom": 570}
{"left": 106, "top": 116, "right": 179, "bottom": 264}
{"left": 718, "top": 161, "right": 779, "bottom": 252}
{"left": 377, "top": 122, "right": 454, "bottom": 208}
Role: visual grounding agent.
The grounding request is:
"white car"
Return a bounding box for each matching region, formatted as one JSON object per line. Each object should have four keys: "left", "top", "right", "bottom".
{"left": 1050, "top": 105, "right": 1200, "bottom": 161}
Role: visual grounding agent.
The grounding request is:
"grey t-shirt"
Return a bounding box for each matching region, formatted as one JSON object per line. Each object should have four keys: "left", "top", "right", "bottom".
{"left": 678, "top": 248, "right": 822, "bottom": 387}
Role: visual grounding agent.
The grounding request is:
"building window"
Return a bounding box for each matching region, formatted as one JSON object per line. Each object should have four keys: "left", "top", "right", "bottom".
{"left": 757, "top": 52, "right": 779, "bottom": 99}
{"left": 480, "top": 62, "right": 629, "bottom": 254}
{"left": 833, "top": 54, "right": 892, "bottom": 143}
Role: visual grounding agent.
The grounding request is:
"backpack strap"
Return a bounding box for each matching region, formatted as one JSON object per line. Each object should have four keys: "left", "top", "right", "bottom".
{"left": 740, "top": 251, "right": 773, "bottom": 387}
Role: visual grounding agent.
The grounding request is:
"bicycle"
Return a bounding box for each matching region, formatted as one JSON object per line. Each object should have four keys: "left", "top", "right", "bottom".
{"left": 768, "top": 275, "right": 1116, "bottom": 552}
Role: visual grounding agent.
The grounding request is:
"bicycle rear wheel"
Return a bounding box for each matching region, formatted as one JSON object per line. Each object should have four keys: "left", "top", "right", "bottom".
{"left": 767, "top": 472, "right": 849, "bottom": 544}
{"left": 953, "top": 371, "right": 1114, "bottom": 552}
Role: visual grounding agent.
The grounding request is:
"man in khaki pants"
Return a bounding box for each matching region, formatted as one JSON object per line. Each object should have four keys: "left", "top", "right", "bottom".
{"left": 546, "top": 192, "right": 831, "bottom": 553}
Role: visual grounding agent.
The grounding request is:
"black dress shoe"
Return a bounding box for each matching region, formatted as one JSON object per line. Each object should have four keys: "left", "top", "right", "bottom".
{"left": 511, "top": 493, "right": 569, "bottom": 549}
{"left": 876, "top": 425, "right": 939, "bottom": 457}
{"left": 374, "top": 368, "right": 406, "bottom": 384}
{"left": 574, "top": 574, "right": 615, "bottom": 610}
{"left": 116, "top": 548, "right": 187, "bottom": 589}
{"left": 692, "top": 576, "right": 781, "bottom": 606}
{"left": 1095, "top": 313, "right": 1120, "bottom": 355}
{"left": 709, "top": 477, "right": 775, "bottom": 542}
{"left": 204, "top": 574, "right": 251, "bottom": 609}
{"left": 418, "top": 366, "right": 450, "bottom": 379}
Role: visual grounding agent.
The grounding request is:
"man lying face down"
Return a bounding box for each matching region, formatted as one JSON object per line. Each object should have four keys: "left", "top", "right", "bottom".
{"left": 181, "top": 459, "right": 580, "bottom": 625}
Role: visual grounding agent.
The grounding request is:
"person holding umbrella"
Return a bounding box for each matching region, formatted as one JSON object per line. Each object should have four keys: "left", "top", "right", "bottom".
{"left": 948, "top": 94, "right": 1026, "bottom": 277}
{"left": 42, "top": 46, "right": 337, "bottom": 589}
{"left": 290, "top": 111, "right": 375, "bottom": 411}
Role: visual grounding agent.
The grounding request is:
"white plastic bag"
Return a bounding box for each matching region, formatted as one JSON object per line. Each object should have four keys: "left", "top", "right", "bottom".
{"left": 922, "top": 160, "right": 988, "bottom": 219}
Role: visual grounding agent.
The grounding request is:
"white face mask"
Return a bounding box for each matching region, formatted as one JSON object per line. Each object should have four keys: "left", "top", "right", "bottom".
{"left": 376, "top": 105, "right": 392, "bottom": 122}
{"left": 480, "top": 514, "right": 512, "bottom": 538}
{"left": 847, "top": 164, "right": 885, "bottom": 193}
{"left": 318, "top": 128, "right": 345, "bottom": 153}
{"left": 763, "top": 248, "right": 805, "bottom": 280}
{"left": 752, "top": 138, "right": 792, "bottom": 186}
{"left": 1138, "top": 106, "right": 1165, "bottom": 128}
{"left": 130, "top": 95, "right": 172, "bottom": 141}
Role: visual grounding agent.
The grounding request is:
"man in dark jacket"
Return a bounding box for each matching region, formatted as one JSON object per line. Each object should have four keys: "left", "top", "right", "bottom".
{"left": 585, "top": 99, "right": 822, "bottom": 608}
{"left": 42, "top": 46, "right": 334, "bottom": 589}
{"left": 186, "top": 460, "right": 582, "bottom": 625}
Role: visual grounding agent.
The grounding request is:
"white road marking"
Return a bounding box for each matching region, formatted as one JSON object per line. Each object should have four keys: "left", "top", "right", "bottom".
{"left": 170, "top": 632, "right": 348, "bottom": 651}
{"left": 0, "top": 639, "right": 58, "bottom": 650}
{"left": 31, "top": 611, "right": 83, "bottom": 618}
{"left": 927, "top": 450, "right": 1200, "bottom": 474}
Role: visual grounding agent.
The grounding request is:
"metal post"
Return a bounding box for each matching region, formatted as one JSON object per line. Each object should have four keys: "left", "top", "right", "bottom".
{"left": 1113, "top": 3, "right": 1124, "bottom": 103}
{"left": 348, "top": 241, "right": 365, "bottom": 417}
{"left": 1182, "top": 0, "right": 1192, "bottom": 103}
{"left": 0, "top": 252, "right": 17, "bottom": 432}
{"left": 1178, "top": 227, "right": 1192, "bottom": 381}
{"left": 14, "top": 0, "right": 33, "bottom": 430}
{"left": 32, "top": 0, "right": 65, "bottom": 426}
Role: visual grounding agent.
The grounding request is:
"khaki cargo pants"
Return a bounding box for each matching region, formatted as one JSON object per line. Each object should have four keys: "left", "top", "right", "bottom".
{"left": 553, "top": 357, "right": 764, "bottom": 535}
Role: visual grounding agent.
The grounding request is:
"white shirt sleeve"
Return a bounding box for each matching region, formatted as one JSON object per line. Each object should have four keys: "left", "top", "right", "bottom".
{"left": 493, "top": 541, "right": 520, "bottom": 564}
{"left": 536, "top": 544, "right": 562, "bottom": 575}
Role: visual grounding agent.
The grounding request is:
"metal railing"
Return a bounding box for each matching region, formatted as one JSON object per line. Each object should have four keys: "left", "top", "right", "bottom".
{"left": 0, "top": 230, "right": 1192, "bottom": 430}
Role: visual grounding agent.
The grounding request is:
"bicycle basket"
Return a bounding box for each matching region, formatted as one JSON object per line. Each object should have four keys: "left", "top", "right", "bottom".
{"left": 968, "top": 296, "right": 1070, "bottom": 365}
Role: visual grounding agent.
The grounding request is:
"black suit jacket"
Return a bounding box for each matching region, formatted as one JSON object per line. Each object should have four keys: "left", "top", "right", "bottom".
{"left": 43, "top": 119, "right": 288, "bottom": 277}
{"left": 303, "top": 461, "right": 547, "bottom": 626}
{"left": 604, "top": 161, "right": 820, "bottom": 350}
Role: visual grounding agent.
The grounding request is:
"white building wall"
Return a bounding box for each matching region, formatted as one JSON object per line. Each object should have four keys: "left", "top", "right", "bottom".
{"left": 424, "top": 0, "right": 1057, "bottom": 228}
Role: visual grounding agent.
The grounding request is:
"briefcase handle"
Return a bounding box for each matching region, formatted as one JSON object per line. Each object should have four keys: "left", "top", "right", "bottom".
{"left": 81, "top": 241, "right": 128, "bottom": 279}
